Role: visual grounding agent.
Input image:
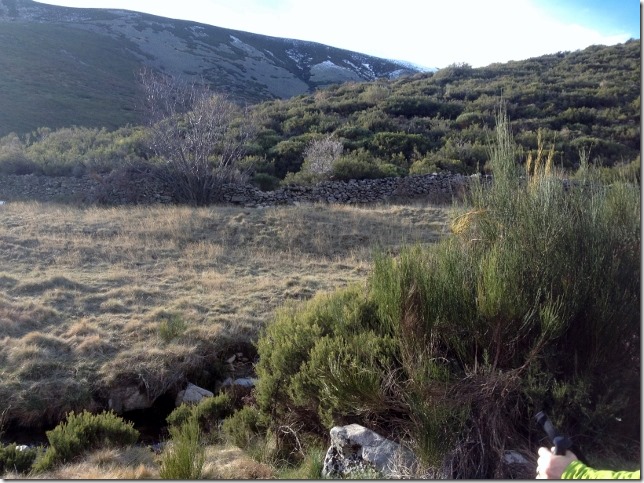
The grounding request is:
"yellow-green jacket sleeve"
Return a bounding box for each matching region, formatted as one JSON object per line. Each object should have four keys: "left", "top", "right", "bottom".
{"left": 562, "top": 460, "right": 640, "bottom": 479}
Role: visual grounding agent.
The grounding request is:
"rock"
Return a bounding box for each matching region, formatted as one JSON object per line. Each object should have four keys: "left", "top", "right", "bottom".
{"left": 503, "top": 450, "right": 529, "bottom": 465}
{"left": 321, "top": 424, "right": 418, "bottom": 479}
{"left": 150, "top": 442, "right": 166, "bottom": 454}
{"left": 502, "top": 450, "right": 533, "bottom": 478}
{"left": 221, "top": 377, "right": 257, "bottom": 388}
{"left": 108, "top": 386, "right": 153, "bottom": 413}
{"left": 175, "top": 382, "right": 214, "bottom": 406}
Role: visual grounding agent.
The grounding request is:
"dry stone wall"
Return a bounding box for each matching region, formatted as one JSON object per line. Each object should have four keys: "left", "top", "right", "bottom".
{"left": 221, "top": 172, "right": 472, "bottom": 206}
{"left": 0, "top": 172, "right": 475, "bottom": 206}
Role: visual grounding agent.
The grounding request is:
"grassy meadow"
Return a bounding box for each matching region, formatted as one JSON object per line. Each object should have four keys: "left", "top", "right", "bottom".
{"left": 0, "top": 200, "right": 450, "bottom": 431}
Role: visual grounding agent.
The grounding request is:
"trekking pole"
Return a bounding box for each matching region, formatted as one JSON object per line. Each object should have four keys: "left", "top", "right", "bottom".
{"left": 535, "top": 411, "right": 588, "bottom": 466}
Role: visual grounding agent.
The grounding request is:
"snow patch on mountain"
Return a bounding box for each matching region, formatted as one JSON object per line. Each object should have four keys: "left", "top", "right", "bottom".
{"left": 389, "top": 59, "right": 438, "bottom": 72}
{"left": 310, "top": 60, "right": 363, "bottom": 83}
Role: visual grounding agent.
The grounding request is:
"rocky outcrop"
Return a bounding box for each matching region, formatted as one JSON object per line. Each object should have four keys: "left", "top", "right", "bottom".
{"left": 321, "top": 424, "right": 418, "bottom": 479}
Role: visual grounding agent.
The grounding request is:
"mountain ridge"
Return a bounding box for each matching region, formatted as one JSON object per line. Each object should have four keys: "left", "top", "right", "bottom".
{"left": 0, "top": 0, "right": 422, "bottom": 135}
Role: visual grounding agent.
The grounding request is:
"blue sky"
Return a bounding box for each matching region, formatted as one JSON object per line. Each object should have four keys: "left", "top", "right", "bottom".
{"left": 35, "top": 0, "right": 640, "bottom": 68}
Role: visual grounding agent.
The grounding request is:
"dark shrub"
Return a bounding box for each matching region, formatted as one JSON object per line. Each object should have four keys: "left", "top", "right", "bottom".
{"left": 251, "top": 172, "right": 281, "bottom": 191}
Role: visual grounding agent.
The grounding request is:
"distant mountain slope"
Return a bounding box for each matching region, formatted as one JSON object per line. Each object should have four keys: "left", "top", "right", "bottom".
{"left": 0, "top": 0, "right": 421, "bottom": 136}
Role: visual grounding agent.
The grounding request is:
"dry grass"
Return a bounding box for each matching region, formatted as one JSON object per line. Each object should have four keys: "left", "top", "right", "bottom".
{"left": 202, "top": 445, "right": 275, "bottom": 479}
{"left": 9, "top": 446, "right": 158, "bottom": 479}
{"left": 5, "top": 443, "right": 275, "bottom": 479}
{"left": 0, "top": 200, "right": 450, "bottom": 428}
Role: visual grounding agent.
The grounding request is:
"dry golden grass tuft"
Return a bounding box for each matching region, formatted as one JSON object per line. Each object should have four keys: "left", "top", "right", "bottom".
{"left": 5, "top": 443, "right": 275, "bottom": 479}
{"left": 202, "top": 445, "right": 275, "bottom": 479}
{"left": 0, "top": 200, "right": 450, "bottom": 428}
{"left": 14, "top": 446, "right": 159, "bottom": 479}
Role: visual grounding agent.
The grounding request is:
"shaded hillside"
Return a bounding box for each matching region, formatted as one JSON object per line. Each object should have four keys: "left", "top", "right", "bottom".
{"left": 0, "top": 22, "right": 142, "bottom": 136}
{"left": 0, "top": 0, "right": 420, "bottom": 136}
{"left": 248, "top": 40, "right": 640, "bottom": 181}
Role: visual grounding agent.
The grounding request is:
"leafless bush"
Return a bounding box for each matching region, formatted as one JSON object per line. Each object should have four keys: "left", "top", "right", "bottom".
{"left": 138, "top": 68, "right": 258, "bottom": 205}
{"left": 302, "top": 135, "right": 343, "bottom": 176}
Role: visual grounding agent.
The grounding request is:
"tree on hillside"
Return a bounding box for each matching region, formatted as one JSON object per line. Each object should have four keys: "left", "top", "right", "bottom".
{"left": 138, "top": 68, "right": 258, "bottom": 205}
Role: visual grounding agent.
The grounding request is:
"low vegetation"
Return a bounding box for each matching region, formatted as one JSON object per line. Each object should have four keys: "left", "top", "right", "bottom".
{"left": 166, "top": 392, "right": 233, "bottom": 435}
{"left": 158, "top": 415, "right": 205, "bottom": 479}
{"left": 0, "top": 443, "right": 40, "bottom": 475}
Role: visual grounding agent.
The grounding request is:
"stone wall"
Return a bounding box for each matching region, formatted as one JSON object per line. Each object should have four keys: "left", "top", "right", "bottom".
{"left": 0, "top": 172, "right": 474, "bottom": 206}
{"left": 221, "top": 172, "right": 471, "bottom": 207}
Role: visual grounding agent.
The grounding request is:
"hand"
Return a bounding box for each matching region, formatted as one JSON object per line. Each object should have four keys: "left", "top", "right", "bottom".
{"left": 536, "top": 446, "right": 578, "bottom": 479}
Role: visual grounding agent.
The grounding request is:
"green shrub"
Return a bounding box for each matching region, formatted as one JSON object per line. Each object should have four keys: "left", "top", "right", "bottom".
{"left": 0, "top": 443, "right": 41, "bottom": 475}
{"left": 24, "top": 126, "right": 148, "bottom": 177}
{"left": 33, "top": 410, "right": 139, "bottom": 473}
{"left": 282, "top": 169, "right": 325, "bottom": 186}
{"left": 166, "top": 392, "right": 233, "bottom": 435}
{"left": 0, "top": 153, "right": 42, "bottom": 175}
{"left": 221, "top": 406, "right": 270, "bottom": 451}
{"left": 371, "top": 131, "right": 430, "bottom": 160}
{"left": 251, "top": 172, "right": 281, "bottom": 191}
{"left": 195, "top": 393, "right": 234, "bottom": 430}
{"left": 409, "top": 158, "right": 439, "bottom": 175}
{"left": 268, "top": 135, "right": 316, "bottom": 178}
{"left": 165, "top": 404, "right": 193, "bottom": 428}
{"left": 573, "top": 154, "right": 640, "bottom": 184}
{"left": 332, "top": 156, "right": 383, "bottom": 181}
{"left": 159, "top": 414, "right": 205, "bottom": 479}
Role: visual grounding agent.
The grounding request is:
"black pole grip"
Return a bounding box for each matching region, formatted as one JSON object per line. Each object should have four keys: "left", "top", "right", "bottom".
{"left": 535, "top": 411, "right": 588, "bottom": 464}
{"left": 535, "top": 411, "right": 572, "bottom": 455}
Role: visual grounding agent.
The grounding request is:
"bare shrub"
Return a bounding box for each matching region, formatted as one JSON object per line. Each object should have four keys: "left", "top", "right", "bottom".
{"left": 302, "top": 135, "right": 343, "bottom": 176}
{"left": 138, "top": 68, "right": 258, "bottom": 205}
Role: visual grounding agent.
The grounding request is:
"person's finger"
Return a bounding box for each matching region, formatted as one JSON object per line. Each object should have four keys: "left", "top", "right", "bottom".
{"left": 538, "top": 447, "right": 551, "bottom": 457}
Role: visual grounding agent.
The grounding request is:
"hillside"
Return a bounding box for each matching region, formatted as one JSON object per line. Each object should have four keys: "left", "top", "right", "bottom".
{"left": 248, "top": 40, "right": 640, "bottom": 181}
{"left": 0, "top": 0, "right": 420, "bottom": 136}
